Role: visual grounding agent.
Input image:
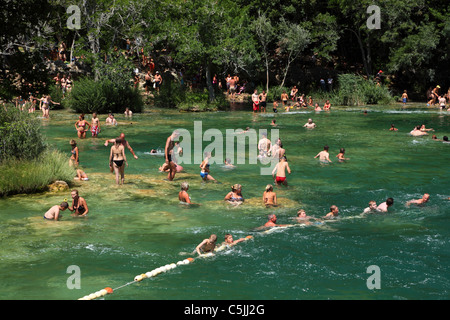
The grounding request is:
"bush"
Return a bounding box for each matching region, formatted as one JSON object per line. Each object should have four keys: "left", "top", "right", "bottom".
{"left": 65, "top": 77, "right": 143, "bottom": 114}
{"left": 333, "top": 74, "right": 394, "bottom": 106}
{"left": 0, "top": 149, "right": 75, "bottom": 196}
{"left": 0, "top": 106, "right": 46, "bottom": 163}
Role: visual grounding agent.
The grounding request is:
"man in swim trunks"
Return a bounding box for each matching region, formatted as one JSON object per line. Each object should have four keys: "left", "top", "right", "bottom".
{"left": 272, "top": 156, "right": 291, "bottom": 186}
{"left": 165, "top": 130, "right": 180, "bottom": 181}
{"left": 105, "top": 133, "right": 138, "bottom": 159}
{"left": 195, "top": 234, "right": 217, "bottom": 255}
{"left": 91, "top": 112, "right": 100, "bottom": 137}
{"left": 44, "top": 202, "right": 69, "bottom": 220}
{"left": 259, "top": 90, "right": 267, "bottom": 112}
{"left": 154, "top": 71, "right": 162, "bottom": 93}
{"left": 252, "top": 89, "right": 259, "bottom": 112}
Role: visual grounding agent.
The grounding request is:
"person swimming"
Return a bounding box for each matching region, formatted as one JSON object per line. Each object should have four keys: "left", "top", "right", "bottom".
{"left": 178, "top": 182, "right": 198, "bottom": 205}
{"left": 224, "top": 184, "right": 244, "bottom": 203}
{"left": 263, "top": 184, "right": 277, "bottom": 207}
{"left": 195, "top": 234, "right": 217, "bottom": 255}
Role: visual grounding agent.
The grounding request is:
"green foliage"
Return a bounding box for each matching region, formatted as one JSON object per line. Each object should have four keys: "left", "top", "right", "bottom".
{"left": 0, "top": 107, "right": 46, "bottom": 163}
{"left": 0, "top": 149, "right": 75, "bottom": 196}
{"left": 48, "top": 84, "right": 66, "bottom": 109}
{"left": 65, "top": 77, "right": 143, "bottom": 114}
{"left": 333, "top": 74, "right": 394, "bottom": 106}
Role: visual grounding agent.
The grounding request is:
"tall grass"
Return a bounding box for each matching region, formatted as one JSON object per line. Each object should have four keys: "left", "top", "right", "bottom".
{"left": 0, "top": 149, "right": 75, "bottom": 196}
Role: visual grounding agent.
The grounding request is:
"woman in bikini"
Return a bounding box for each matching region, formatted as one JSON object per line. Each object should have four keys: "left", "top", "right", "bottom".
{"left": 69, "top": 189, "right": 89, "bottom": 217}
{"left": 199, "top": 152, "right": 216, "bottom": 182}
{"left": 263, "top": 184, "right": 277, "bottom": 207}
{"left": 110, "top": 138, "right": 128, "bottom": 185}
{"left": 75, "top": 114, "right": 91, "bottom": 139}
{"left": 224, "top": 184, "right": 244, "bottom": 204}
{"left": 69, "top": 139, "right": 79, "bottom": 167}
{"left": 39, "top": 95, "right": 59, "bottom": 118}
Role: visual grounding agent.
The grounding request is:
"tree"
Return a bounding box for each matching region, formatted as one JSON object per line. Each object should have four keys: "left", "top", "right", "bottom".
{"left": 253, "top": 11, "right": 276, "bottom": 93}
{"left": 276, "top": 19, "right": 310, "bottom": 88}
{"left": 163, "top": 0, "right": 259, "bottom": 102}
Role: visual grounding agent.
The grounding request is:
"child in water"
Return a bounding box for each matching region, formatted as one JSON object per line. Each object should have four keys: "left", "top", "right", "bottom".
{"left": 195, "top": 234, "right": 217, "bottom": 255}
{"left": 336, "top": 148, "right": 349, "bottom": 161}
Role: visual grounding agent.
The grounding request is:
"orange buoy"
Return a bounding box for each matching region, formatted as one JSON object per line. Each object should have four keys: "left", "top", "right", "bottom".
{"left": 187, "top": 257, "right": 194, "bottom": 263}
{"left": 105, "top": 287, "right": 113, "bottom": 294}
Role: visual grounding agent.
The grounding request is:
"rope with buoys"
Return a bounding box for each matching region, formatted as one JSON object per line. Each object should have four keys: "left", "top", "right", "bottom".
{"left": 78, "top": 236, "right": 254, "bottom": 300}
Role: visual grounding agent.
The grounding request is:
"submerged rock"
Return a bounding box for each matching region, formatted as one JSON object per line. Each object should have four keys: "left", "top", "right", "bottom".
{"left": 48, "top": 180, "right": 69, "bottom": 192}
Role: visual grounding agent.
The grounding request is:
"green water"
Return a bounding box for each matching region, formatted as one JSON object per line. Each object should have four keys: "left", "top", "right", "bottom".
{"left": 1, "top": 104, "right": 449, "bottom": 300}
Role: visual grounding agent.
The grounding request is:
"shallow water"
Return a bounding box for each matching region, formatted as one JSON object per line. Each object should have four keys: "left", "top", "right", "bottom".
{"left": 1, "top": 103, "right": 449, "bottom": 300}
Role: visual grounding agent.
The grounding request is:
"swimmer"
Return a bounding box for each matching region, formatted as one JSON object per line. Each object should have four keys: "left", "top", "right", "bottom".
{"left": 195, "top": 234, "right": 217, "bottom": 256}
{"left": 43, "top": 202, "right": 69, "bottom": 220}
{"left": 410, "top": 126, "right": 427, "bottom": 136}
{"left": 75, "top": 114, "right": 90, "bottom": 139}
{"left": 222, "top": 234, "right": 246, "bottom": 247}
{"left": 110, "top": 138, "right": 128, "bottom": 185}
{"left": 362, "top": 201, "right": 378, "bottom": 214}
{"left": 179, "top": 182, "right": 199, "bottom": 205}
{"left": 200, "top": 152, "right": 216, "bottom": 182}
{"left": 377, "top": 197, "right": 394, "bottom": 212}
{"left": 443, "top": 136, "right": 450, "bottom": 143}
{"left": 323, "top": 100, "right": 331, "bottom": 110}
{"left": 69, "top": 139, "right": 79, "bottom": 167}
{"left": 390, "top": 124, "right": 398, "bottom": 131}
{"left": 315, "top": 145, "right": 332, "bottom": 163}
{"left": 296, "top": 209, "right": 315, "bottom": 225}
{"left": 105, "top": 113, "right": 117, "bottom": 125}
{"left": 324, "top": 205, "right": 339, "bottom": 219}
{"left": 271, "top": 119, "right": 277, "bottom": 127}
{"left": 272, "top": 156, "right": 291, "bottom": 186}
{"left": 164, "top": 130, "right": 180, "bottom": 181}
{"left": 420, "top": 124, "right": 434, "bottom": 132}
{"left": 75, "top": 169, "right": 89, "bottom": 181}
{"left": 431, "top": 135, "right": 441, "bottom": 141}
{"left": 314, "top": 103, "right": 322, "bottom": 111}
{"left": 69, "top": 189, "right": 89, "bottom": 217}
{"left": 105, "top": 133, "right": 138, "bottom": 159}
{"left": 258, "top": 133, "right": 271, "bottom": 157}
{"left": 223, "top": 158, "right": 235, "bottom": 168}
{"left": 263, "top": 184, "right": 277, "bottom": 207}
{"left": 224, "top": 184, "right": 244, "bottom": 203}
{"left": 336, "top": 148, "right": 349, "bottom": 161}
{"left": 303, "top": 118, "right": 316, "bottom": 129}
{"left": 406, "top": 193, "right": 430, "bottom": 206}
{"left": 124, "top": 107, "right": 133, "bottom": 117}
{"left": 91, "top": 112, "right": 100, "bottom": 137}
{"left": 262, "top": 214, "right": 291, "bottom": 228}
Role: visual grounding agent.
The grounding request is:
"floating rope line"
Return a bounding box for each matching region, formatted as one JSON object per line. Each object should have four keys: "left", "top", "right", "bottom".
{"left": 78, "top": 236, "right": 254, "bottom": 300}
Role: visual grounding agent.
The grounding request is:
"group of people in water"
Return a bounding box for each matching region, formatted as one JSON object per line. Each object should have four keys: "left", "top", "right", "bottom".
{"left": 41, "top": 98, "right": 442, "bottom": 262}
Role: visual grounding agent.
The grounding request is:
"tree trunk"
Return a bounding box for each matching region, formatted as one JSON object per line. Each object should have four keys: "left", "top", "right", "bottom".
{"left": 265, "top": 56, "right": 269, "bottom": 93}
{"left": 279, "top": 58, "right": 291, "bottom": 89}
{"left": 205, "top": 60, "right": 215, "bottom": 102}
